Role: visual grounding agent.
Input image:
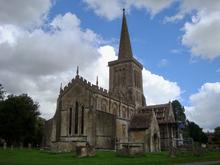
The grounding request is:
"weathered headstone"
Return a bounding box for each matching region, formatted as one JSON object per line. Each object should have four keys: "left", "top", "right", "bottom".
{"left": 87, "top": 143, "right": 96, "bottom": 157}
{"left": 11, "top": 145, "right": 14, "bottom": 150}
{"left": 3, "top": 142, "right": 7, "bottom": 150}
{"left": 76, "top": 146, "right": 87, "bottom": 158}
{"left": 20, "top": 142, "right": 23, "bottom": 149}
{"left": 28, "top": 143, "right": 32, "bottom": 149}
{"left": 169, "top": 146, "right": 176, "bottom": 158}
{"left": 76, "top": 142, "right": 96, "bottom": 158}
{"left": 116, "top": 143, "right": 145, "bottom": 156}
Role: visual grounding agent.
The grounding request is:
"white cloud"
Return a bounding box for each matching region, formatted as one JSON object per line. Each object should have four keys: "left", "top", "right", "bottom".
{"left": 157, "top": 58, "right": 168, "bottom": 67}
{"left": 83, "top": 0, "right": 175, "bottom": 20}
{"left": 83, "top": 0, "right": 122, "bottom": 20}
{"left": 186, "top": 82, "right": 220, "bottom": 130}
{"left": 0, "top": 13, "right": 101, "bottom": 76}
{"left": 0, "top": 25, "right": 23, "bottom": 44}
{"left": 165, "top": 0, "right": 220, "bottom": 59}
{"left": 0, "top": 0, "right": 52, "bottom": 27}
{"left": 179, "top": 0, "right": 220, "bottom": 16}
{"left": 182, "top": 11, "right": 220, "bottom": 60}
{"left": 164, "top": 13, "right": 185, "bottom": 23}
{"left": 127, "top": 0, "right": 175, "bottom": 16}
{"left": 0, "top": 12, "right": 102, "bottom": 119}
{"left": 81, "top": 45, "right": 117, "bottom": 89}
{"left": 165, "top": 0, "right": 220, "bottom": 22}
{"left": 51, "top": 12, "right": 81, "bottom": 30}
{"left": 143, "top": 69, "right": 181, "bottom": 105}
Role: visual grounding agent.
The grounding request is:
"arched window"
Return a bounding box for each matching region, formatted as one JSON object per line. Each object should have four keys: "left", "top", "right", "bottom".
{"left": 75, "top": 101, "right": 78, "bottom": 134}
{"left": 81, "top": 106, "right": 84, "bottom": 134}
{"left": 69, "top": 108, "right": 72, "bottom": 135}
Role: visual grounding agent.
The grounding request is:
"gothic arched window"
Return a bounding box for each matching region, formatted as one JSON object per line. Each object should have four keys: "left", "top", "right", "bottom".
{"left": 75, "top": 101, "right": 78, "bottom": 134}
{"left": 69, "top": 108, "right": 72, "bottom": 135}
{"left": 81, "top": 106, "right": 84, "bottom": 134}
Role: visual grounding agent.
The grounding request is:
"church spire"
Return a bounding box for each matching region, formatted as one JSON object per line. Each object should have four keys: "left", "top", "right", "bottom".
{"left": 118, "top": 9, "right": 133, "bottom": 60}
{"left": 76, "top": 66, "right": 79, "bottom": 75}
{"left": 60, "top": 83, "right": 62, "bottom": 92}
{"left": 96, "top": 76, "right": 99, "bottom": 86}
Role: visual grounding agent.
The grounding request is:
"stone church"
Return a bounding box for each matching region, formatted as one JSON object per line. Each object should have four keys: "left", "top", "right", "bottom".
{"left": 44, "top": 10, "right": 177, "bottom": 152}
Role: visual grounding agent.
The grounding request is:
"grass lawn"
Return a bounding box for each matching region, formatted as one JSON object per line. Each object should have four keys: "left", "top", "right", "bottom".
{"left": 0, "top": 148, "right": 220, "bottom": 165}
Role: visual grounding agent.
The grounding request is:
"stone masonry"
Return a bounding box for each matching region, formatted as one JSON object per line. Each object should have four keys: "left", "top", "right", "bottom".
{"left": 43, "top": 9, "right": 177, "bottom": 152}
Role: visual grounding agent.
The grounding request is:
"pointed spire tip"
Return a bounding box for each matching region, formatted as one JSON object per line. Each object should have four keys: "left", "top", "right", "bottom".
{"left": 60, "top": 83, "right": 63, "bottom": 93}
{"left": 76, "top": 66, "right": 79, "bottom": 76}
{"left": 118, "top": 7, "right": 133, "bottom": 60}
{"left": 96, "top": 75, "right": 99, "bottom": 86}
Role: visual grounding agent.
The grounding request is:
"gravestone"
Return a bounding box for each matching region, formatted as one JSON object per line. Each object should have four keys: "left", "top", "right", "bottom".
{"left": 3, "top": 142, "right": 7, "bottom": 150}
{"left": 76, "top": 142, "right": 96, "bottom": 158}
{"left": 11, "top": 145, "right": 14, "bottom": 150}
{"left": 116, "top": 143, "right": 145, "bottom": 156}
{"left": 87, "top": 143, "right": 96, "bottom": 157}
{"left": 169, "top": 146, "right": 176, "bottom": 158}
{"left": 28, "top": 143, "right": 32, "bottom": 149}
{"left": 20, "top": 142, "right": 23, "bottom": 149}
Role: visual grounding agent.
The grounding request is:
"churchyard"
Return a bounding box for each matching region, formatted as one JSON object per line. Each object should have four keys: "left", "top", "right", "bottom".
{"left": 1, "top": 148, "right": 220, "bottom": 165}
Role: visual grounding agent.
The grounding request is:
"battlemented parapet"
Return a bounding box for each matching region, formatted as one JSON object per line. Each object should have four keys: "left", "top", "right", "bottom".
{"left": 60, "top": 75, "right": 110, "bottom": 97}
{"left": 59, "top": 74, "right": 134, "bottom": 107}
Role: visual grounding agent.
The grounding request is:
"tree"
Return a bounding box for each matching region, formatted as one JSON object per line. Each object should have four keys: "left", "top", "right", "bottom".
{"left": 172, "top": 100, "right": 186, "bottom": 123}
{"left": 213, "top": 127, "right": 220, "bottom": 144}
{"left": 171, "top": 100, "right": 208, "bottom": 143}
{"left": 33, "top": 117, "right": 45, "bottom": 146}
{"left": 0, "top": 94, "right": 41, "bottom": 146}
{"left": 186, "top": 121, "right": 208, "bottom": 144}
{"left": 0, "top": 84, "right": 5, "bottom": 101}
{"left": 172, "top": 100, "right": 188, "bottom": 139}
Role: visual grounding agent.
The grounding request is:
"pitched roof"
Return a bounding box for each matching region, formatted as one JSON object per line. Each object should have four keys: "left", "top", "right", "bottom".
{"left": 145, "top": 103, "right": 170, "bottom": 109}
{"left": 140, "top": 103, "right": 175, "bottom": 124}
{"left": 129, "top": 112, "right": 152, "bottom": 130}
{"left": 118, "top": 9, "right": 133, "bottom": 60}
{"left": 108, "top": 9, "right": 143, "bottom": 69}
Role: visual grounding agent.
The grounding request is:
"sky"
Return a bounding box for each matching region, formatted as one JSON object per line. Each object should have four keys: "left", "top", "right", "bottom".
{"left": 0, "top": 0, "right": 220, "bottom": 131}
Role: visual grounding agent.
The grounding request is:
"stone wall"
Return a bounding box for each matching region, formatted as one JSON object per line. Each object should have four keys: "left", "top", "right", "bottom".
{"left": 116, "top": 118, "right": 129, "bottom": 143}
{"left": 51, "top": 141, "right": 76, "bottom": 152}
{"left": 95, "top": 111, "right": 116, "bottom": 149}
{"left": 129, "top": 130, "right": 146, "bottom": 143}
{"left": 149, "top": 113, "right": 161, "bottom": 152}
{"left": 44, "top": 75, "right": 136, "bottom": 151}
{"left": 108, "top": 58, "right": 144, "bottom": 108}
{"left": 159, "top": 124, "right": 176, "bottom": 150}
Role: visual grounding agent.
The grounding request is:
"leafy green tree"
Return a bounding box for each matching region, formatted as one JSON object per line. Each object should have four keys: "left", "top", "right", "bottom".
{"left": 172, "top": 100, "right": 186, "bottom": 123}
{"left": 33, "top": 117, "right": 45, "bottom": 146}
{"left": 186, "top": 121, "right": 208, "bottom": 144}
{"left": 213, "top": 127, "right": 220, "bottom": 144}
{"left": 0, "top": 84, "right": 5, "bottom": 101}
{"left": 171, "top": 100, "right": 208, "bottom": 144}
{"left": 172, "top": 100, "right": 188, "bottom": 139}
{"left": 0, "top": 94, "right": 41, "bottom": 146}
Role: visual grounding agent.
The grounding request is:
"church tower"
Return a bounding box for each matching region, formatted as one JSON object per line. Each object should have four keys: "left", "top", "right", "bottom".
{"left": 108, "top": 9, "right": 145, "bottom": 108}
